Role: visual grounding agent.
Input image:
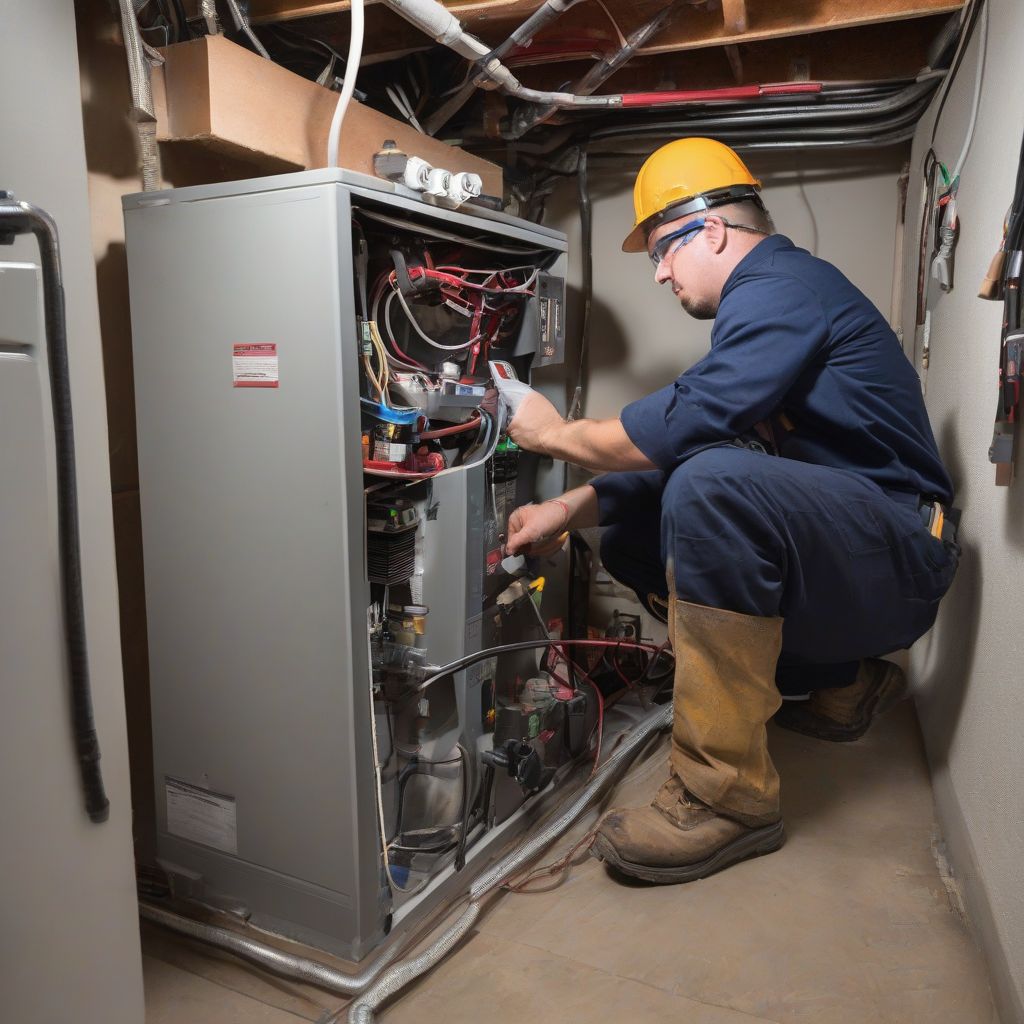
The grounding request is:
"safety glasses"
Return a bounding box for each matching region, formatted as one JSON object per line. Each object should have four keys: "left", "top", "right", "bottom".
{"left": 648, "top": 219, "right": 707, "bottom": 268}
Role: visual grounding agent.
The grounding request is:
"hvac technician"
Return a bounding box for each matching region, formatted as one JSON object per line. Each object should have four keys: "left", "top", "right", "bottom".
{"left": 502, "top": 138, "right": 959, "bottom": 885}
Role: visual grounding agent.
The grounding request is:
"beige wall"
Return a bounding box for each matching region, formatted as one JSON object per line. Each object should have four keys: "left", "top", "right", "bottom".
{"left": 900, "top": 3, "right": 1024, "bottom": 1020}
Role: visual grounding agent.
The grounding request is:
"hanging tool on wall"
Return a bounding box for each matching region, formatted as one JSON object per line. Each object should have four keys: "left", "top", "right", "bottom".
{"left": 981, "top": 123, "right": 1024, "bottom": 485}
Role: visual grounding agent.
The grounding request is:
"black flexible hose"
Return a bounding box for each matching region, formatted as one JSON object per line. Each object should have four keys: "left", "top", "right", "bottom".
{"left": 0, "top": 195, "right": 109, "bottom": 823}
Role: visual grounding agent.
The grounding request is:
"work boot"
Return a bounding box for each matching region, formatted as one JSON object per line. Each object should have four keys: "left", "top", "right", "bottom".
{"left": 591, "top": 775, "right": 785, "bottom": 884}
{"left": 592, "top": 599, "right": 786, "bottom": 884}
{"left": 773, "top": 658, "right": 906, "bottom": 742}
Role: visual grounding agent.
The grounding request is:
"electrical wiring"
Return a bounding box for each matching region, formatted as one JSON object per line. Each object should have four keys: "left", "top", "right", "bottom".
{"left": 386, "top": 83, "right": 426, "bottom": 133}
{"left": 224, "top": 0, "right": 271, "bottom": 59}
{"left": 419, "top": 637, "right": 671, "bottom": 694}
{"left": 949, "top": 0, "right": 988, "bottom": 183}
{"left": 362, "top": 407, "right": 499, "bottom": 480}
{"left": 418, "top": 412, "right": 481, "bottom": 440}
{"left": 391, "top": 289, "right": 480, "bottom": 352}
{"left": 593, "top": 0, "right": 627, "bottom": 48}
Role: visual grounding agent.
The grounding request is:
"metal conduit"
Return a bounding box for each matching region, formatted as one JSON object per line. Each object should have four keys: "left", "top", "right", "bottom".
{"left": 139, "top": 903, "right": 404, "bottom": 994}
{"left": 585, "top": 97, "right": 933, "bottom": 145}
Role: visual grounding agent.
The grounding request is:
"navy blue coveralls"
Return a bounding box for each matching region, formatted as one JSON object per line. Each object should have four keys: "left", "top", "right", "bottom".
{"left": 592, "top": 234, "right": 958, "bottom": 695}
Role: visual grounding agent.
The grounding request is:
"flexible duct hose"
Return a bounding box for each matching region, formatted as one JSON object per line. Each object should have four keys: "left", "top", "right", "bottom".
{"left": 117, "top": 0, "right": 162, "bottom": 190}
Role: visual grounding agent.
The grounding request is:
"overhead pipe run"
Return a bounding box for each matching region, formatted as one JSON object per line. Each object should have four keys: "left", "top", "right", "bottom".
{"left": 383, "top": 0, "right": 821, "bottom": 122}
{"left": 509, "top": 0, "right": 689, "bottom": 137}
{"left": 483, "top": 0, "right": 589, "bottom": 66}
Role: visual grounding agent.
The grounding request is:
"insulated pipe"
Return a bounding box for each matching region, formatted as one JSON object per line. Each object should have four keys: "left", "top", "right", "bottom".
{"left": 139, "top": 904, "right": 403, "bottom": 994}
{"left": 584, "top": 82, "right": 938, "bottom": 141}
{"left": 224, "top": 0, "right": 271, "bottom": 59}
{"left": 485, "top": 0, "right": 588, "bottom": 65}
{"left": 386, "top": 0, "right": 824, "bottom": 128}
{"left": 384, "top": 0, "right": 630, "bottom": 109}
{"left": 0, "top": 196, "right": 110, "bottom": 824}
{"left": 347, "top": 704, "right": 673, "bottom": 1022}
{"left": 509, "top": 0, "right": 688, "bottom": 137}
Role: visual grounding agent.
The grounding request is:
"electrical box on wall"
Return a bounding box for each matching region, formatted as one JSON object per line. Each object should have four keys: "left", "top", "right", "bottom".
{"left": 123, "top": 168, "right": 585, "bottom": 961}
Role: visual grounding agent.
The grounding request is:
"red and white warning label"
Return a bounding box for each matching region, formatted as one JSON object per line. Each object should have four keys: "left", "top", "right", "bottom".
{"left": 232, "top": 343, "right": 279, "bottom": 388}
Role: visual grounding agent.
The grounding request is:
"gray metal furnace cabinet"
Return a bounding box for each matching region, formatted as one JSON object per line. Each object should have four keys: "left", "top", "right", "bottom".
{"left": 123, "top": 169, "right": 568, "bottom": 959}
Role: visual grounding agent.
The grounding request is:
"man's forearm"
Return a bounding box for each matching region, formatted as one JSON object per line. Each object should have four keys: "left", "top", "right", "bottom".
{"left": 555, "top": 483, "right": 601, "bottom": 531}
{"left": 541, "top": 417, "right": 656, "bottom": 473}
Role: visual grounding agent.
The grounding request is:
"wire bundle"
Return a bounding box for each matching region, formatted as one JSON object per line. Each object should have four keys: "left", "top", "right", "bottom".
{"left": 371, "top": 260, "right": 539, "bottom": 373}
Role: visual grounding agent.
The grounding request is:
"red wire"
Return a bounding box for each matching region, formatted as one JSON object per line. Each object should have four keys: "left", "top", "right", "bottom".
{"left": 418, "top": 412, "right": 481, "bottom": 440}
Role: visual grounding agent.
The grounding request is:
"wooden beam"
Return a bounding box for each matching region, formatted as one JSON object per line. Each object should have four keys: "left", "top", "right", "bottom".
{"left": 152, "top": 36, "right": 503, "bottom": 191}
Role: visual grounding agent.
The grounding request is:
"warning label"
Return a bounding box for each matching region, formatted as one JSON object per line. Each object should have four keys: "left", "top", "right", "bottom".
{"left": 232, "top": 343, "right": 279, "bottom": 388}
{"left": 165, "top": 777, "right": 238, "bottom": 854}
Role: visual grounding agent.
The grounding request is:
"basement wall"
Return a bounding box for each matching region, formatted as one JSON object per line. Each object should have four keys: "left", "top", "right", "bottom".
{"left": 901, "top": 2, "right": 1024, "bottom": 1020}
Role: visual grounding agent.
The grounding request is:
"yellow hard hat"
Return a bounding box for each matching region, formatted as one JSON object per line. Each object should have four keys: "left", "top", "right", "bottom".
{"left": 622, "top": 138, "right": 763, "bottom": 253}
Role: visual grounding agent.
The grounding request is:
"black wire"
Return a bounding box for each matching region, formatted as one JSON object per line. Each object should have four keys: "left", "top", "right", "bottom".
{"left": 169, "top": 0, "right": 192, "bottom": 41}
{"left": 418, "top": 638, "right": 673, "bottom": 694}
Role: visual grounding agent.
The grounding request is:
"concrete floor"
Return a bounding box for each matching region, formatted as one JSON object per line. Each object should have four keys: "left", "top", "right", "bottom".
{"left": 142, "top": 702, "right": 998, "bottom": 1023}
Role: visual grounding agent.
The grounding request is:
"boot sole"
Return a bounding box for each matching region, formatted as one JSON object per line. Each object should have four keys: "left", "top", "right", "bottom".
{"left": 590, "top": 819, "right": 785, "bottom": 885}
{"left": 774, "top": 664, "right": 906, "bottom": 743}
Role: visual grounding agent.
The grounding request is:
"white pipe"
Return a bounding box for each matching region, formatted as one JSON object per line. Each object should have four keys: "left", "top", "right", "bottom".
{"left": 327, "top": 0, "right": 366, "bottom": 168}
{"left": 381, "top": 0, "right": 619, "bottom": 109}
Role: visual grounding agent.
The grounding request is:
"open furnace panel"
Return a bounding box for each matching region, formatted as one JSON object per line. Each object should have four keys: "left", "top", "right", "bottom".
{"left": 124, "top": 169, "right": 604, "bottom": 961}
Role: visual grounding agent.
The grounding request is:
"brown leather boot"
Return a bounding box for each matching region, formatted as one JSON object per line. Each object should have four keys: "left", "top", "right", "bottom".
{"left": 773, "top": 658, "right": 906, "bottom": 742}
{"left": 591, "top": 599, "right": 786, "bottom": 884}
{"left": 592, "top": 775, "right": 785, "bottom": 883}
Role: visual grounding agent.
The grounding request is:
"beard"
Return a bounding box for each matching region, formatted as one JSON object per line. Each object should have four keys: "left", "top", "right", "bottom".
{"left": 679, "top": 294, "right": 718, "bottom": 320}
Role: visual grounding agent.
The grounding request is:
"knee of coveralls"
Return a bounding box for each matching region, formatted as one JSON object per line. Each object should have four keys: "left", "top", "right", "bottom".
{"left": 659, "top": 446, "right": 958, "bottom": 676}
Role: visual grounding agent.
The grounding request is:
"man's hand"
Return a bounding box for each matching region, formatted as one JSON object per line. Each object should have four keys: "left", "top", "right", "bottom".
{"left": 507, "top": 389, "right": 564, "bottom": 455}
{"left": 494, "top": 376, "right": 655, "bottom": 473}
{"left": 506, "top": 501, "right": 569, "bottom": 556}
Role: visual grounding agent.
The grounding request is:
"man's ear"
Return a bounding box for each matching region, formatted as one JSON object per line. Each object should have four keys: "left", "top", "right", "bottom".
{"left": 703, "top": 215, "right": 728, "bottom": 254}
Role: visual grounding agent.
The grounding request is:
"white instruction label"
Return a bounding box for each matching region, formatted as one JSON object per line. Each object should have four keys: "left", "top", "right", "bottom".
{"left": 165, "top": 777, "right": 238, "bottom": 854}
{"left": 232, "top": 343, "right": 279, "bottom": 388}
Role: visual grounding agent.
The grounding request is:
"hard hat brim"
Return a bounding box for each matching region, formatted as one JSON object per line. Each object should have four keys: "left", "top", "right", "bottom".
{"left": 622, "top": 221, "right": 648, "bottom": 253}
